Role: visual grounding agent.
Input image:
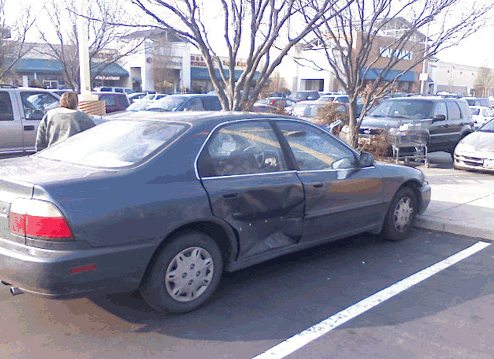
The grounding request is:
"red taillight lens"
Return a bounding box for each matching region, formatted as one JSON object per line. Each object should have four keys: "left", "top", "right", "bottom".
{"left": 9, "top": 199, "right": 74, "bottom": 240}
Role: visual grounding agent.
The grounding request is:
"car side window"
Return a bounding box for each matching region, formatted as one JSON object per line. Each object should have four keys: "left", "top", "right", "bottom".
{"left": 446, "top": 101, "right": 461, "bottom": 120}
{"left": 21, "top": 92, "right": 59, "bottom": 120}
{"left": 198, "top": 121, "right": 287, "bottom": 177}
{"left": 183, "top": 98, "right": 205, "bottom": 111}
{"left": 202, "top": 97, "right": 221, "bottom": 110}
{"left": 433, "top": 102, "right": 447, "bottom": 118}
{"left": 276, "top": 121, "right": 356, "bottom": 171}
{"left": 100, "top": 95, "right": 117, "bottom": 107}
{"left": 0, "top": 92, "right": 14, "bottom": 121}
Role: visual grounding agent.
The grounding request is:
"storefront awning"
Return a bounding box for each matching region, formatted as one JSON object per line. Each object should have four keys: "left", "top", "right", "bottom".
{"left": 361, "top": 68, "right": 416, "bottom": 82}
{"left": 9, "top": 58, "right": 129, "bottom": 77}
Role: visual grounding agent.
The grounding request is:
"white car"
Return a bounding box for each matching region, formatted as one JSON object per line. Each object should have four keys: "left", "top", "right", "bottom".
{"left": 317, "top": 94, "right": 349, "bottom": 104}
{"left": 454, "top": 118, "right": 494, "bottom": 172}
{"left": 470, "top": 106, "right": 494, "bottom": 129}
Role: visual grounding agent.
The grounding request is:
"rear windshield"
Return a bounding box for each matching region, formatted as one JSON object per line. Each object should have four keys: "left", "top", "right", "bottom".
{"left": 35, "top": 121, "right": 188, "bottom": 168}
{"left": 370, "top": 100, "right": 434, "bottom": 120}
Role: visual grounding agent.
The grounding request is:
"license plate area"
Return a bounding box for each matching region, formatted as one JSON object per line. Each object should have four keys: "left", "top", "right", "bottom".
{"left": 482, "top": 159, "right": 494, "bottom": 168}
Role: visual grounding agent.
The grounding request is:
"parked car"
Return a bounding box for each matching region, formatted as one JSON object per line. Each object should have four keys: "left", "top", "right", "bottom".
{"left": 355, "top": 96, "right": 474, "bottom": 158}
{"left": 317, "top": 94, "right": 349, "bottom": 104}
{"left": 470, "top": 106, "right": 494, "bottom": 129}
{"left": 94, "top": 86, "right": 134, "bottom": 95}
{"left": 93, "top": 91, "right": 130, "bottom": 113}
{"left": 146, "top": 94, "right": 221, "bottom": 112}
{"left": 141, "top": 93, "right": 168, "bottom": 102}
{"left": 288, "top": 91, "right": 321, "bottom": 102}
{"left": 454, "top": 118, "right": 494, "bottom": 172}
{"left": 463, "top": 97, "right": 492, "bottom": 109}
{"left": 128, "top": 92, "right": 148, "bottom": 103}
{"left": 289, "top": 100, "right": 348, "bottom": 123}
{"left": 0, "top": 112, "right": 430, "bottom": 313}
{"left": 251, "top": 97, "right": 296, "bottom": 113}
{"left": 0, "top": 85, "right": 60, "bottom": 158}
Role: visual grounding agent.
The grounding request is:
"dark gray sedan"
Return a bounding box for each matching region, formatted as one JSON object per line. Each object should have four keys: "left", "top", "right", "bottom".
{"left": 0, "top": 112, "right": 430, "bottom": 313}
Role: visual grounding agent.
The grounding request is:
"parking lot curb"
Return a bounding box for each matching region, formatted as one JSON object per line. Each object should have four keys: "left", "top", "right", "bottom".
{"left": 416, "top": 216, "right": 494, "bottom": 242}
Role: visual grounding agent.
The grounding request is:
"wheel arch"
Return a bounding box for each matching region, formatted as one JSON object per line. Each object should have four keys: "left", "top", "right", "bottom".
{"left": 376, "top": 179, "right": 422, "bottom": 234}
{"left": 139, "top": 219, "right": 238, "bottom": 288}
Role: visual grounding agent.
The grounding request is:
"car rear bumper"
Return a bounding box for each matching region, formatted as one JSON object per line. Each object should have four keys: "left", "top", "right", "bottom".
{"left": 0, "top": 238, "right": 158, "bottom": 298}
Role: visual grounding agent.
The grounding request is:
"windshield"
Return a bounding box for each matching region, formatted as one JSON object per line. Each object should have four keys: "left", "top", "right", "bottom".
{"left": 479, "top": 119, "right": 494, "bottom": 132}
{"left": 147, "top": 96, "right": 187, "bottom": 111}
{"left": 126, "top": 101, "right": 150, "bottom": 111}
{"left": 369, "top": 100, "right": 434, "bottom": 120}
{"left": 35, "top": 121, "right": 188, "bottom": 168}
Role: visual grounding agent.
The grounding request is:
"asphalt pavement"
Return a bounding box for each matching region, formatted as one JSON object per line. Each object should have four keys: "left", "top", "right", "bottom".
{"left": 415, "top": 152, "right": 494, "bottom": 241}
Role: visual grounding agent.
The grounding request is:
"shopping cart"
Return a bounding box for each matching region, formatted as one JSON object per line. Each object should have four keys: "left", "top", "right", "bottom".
{"left": 388, "top": 121, "right": 429, "bottom": 167}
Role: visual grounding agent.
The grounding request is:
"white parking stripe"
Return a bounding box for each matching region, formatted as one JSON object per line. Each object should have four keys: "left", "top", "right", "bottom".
{"left": 252, "top": 241, "right": 490, "bottom": 359}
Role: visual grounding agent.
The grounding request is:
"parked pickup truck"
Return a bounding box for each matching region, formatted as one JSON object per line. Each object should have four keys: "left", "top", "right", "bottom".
{"left": 0, "top": 85, "right": 60, "bottom": 158}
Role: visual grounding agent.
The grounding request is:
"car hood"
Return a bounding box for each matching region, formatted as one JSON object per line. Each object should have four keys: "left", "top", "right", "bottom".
{"left": 360, "top": 116, "right": 429, "bottom": 129}
{"left": 459, "top": 131, "right": 494, "bottom": 152}
{"left": 0, "top": 156, "right": 117, "bottom": 186}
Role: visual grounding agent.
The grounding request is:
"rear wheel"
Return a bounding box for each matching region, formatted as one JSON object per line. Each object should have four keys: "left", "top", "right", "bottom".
{"left": 381, "top": 187, "right": 417, "bottom": 241}
{"left": 140, "top": 231, "right": 223, "bottom": 314}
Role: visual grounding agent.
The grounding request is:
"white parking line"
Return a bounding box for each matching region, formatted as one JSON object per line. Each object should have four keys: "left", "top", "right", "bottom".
{"left": 252, "top": 241, "right": 490, "bottom": 359}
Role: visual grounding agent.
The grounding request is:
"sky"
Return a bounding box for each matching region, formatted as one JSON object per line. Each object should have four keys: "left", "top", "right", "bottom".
{"left": 5, "top": 0, "right": 494, "bottom": 69}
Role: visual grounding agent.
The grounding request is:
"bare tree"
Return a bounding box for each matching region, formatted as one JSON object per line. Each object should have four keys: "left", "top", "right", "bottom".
{"left": 301, "top": 0, "right": 494, "bottom": 147}
{"left": 474, "top": 65, "right": 493, "bottom": 97}
{"left": 0, "top": 0, "right": 35, "bottom": 83}
{"left": 127, "top": 0, "right": 350, "bottom": 110}
{"left": 37, "top": 0, "right": 147, "bottom": 90}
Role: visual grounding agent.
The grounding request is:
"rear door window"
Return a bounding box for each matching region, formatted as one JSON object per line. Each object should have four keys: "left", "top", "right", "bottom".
{"left": 446, "top": 101, "right": 461, "bottom": 120}
{"left": 202, "top": 96, "right": 221, "bottom": 110}
{"left": 0, "top": 92, "right": 14, "bottom": 121}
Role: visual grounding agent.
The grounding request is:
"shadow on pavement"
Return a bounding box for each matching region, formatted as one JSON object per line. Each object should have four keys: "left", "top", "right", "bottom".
{"left": 87, "top": 230, "right": 490, "bottom": 342}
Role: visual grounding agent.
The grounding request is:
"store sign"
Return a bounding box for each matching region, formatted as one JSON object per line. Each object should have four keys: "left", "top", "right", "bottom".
{"left": 95, "top": 75, "right": 120, "bottom": 80}
{"left": 380, "top": 48, "right": 413, "bottom": 61}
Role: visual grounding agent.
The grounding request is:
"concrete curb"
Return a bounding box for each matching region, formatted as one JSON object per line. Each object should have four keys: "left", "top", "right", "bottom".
{"left": 416, "top": 216, "right": 494, "bottom": 242}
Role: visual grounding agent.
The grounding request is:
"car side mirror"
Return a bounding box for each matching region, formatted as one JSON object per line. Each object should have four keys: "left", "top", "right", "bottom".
{"left": 359, "top": 152, "right": 374, "bottom": 167}
{"left": 432, "top": 114, "right": 446, "bottom": 123}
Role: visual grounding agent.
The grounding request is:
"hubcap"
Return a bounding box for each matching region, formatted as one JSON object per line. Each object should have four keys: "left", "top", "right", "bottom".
{"left": 165, "top": 246, "right": 214, "bottom": 302}
{"left": 393, "top": 197, "right": 414, "bottom": 232}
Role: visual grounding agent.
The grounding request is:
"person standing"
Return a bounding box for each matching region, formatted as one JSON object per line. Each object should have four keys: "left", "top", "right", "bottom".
{"left": 35, "top": 92, "right": 96, "bottom": 151}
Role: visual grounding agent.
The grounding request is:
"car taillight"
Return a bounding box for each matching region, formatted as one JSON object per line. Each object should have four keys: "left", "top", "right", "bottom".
{"left": 9, "top": 199, "right": 74, "bottom": 240}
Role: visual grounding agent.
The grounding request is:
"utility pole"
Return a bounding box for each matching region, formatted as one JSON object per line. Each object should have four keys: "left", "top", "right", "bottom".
{"left": 78, "top": 1, "right": 104, "bottom": 115}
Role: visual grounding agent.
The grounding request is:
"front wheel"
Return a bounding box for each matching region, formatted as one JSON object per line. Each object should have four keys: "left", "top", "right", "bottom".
{"left": 140, "top": 231, "right": 223, "bottom": 314}
{"left": 381, "top": 187, "right": 417, "bottom": 241}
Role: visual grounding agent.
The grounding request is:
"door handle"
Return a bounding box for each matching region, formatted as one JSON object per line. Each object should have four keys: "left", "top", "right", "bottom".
{"left": 313, "top": 182, "right": 324, "bottom": 188}
{"left": 23, "top": 125, "right": 35, "bottom": 131}
{"left": 222, "top": 193, "right": 238, "bottom": 199}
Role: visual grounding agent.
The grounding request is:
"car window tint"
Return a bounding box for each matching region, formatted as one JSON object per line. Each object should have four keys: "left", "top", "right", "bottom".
{"left": 20, "top": 92, "right": 59, "bottom": 120}
{"left": 202, "top": 97, "right": 221, "bottom": 110}
{"left": 276, "top": 121, "right": 355, "bottom": 171}
{"left": 100, "top": 95, "right": 117, "bottom": 107}
{"left": 183, "top": 98, "right": 205, "bottom": 111}
{"left": 446, "top": 101, "right": 461, "bottom": 120}
{"left": 199, "top": 121, "right": 287, "bottom": 177}
{"left": 433, "top": 102, "right": 447, "bottom": 118}
{"left": 0, "top": 92, "right": 14, "bottom": 121}
{"left": 36, "top": 121, "right": 187, "bottom": 168}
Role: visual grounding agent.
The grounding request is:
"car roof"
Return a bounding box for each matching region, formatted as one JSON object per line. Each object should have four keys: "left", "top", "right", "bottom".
{"left": 105, "top": 111, "right": 295, "bottom": 128}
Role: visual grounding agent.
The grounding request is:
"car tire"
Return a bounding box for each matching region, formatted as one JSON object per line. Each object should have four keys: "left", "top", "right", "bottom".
{"left": 140, "top": 231, "right": 223, "bottom": 314}
{"left": 381, "top": 187, "right": 417, "bottom": 241}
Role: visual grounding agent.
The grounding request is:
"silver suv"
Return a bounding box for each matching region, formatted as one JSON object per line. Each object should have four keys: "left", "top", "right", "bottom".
{"left": 0, "top": 85, "right": 60, "bottom": 158}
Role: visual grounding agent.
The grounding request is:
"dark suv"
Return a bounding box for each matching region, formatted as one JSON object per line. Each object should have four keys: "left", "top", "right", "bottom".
{"left": 358, "top": 96, "right": 474, "bottom": 156}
